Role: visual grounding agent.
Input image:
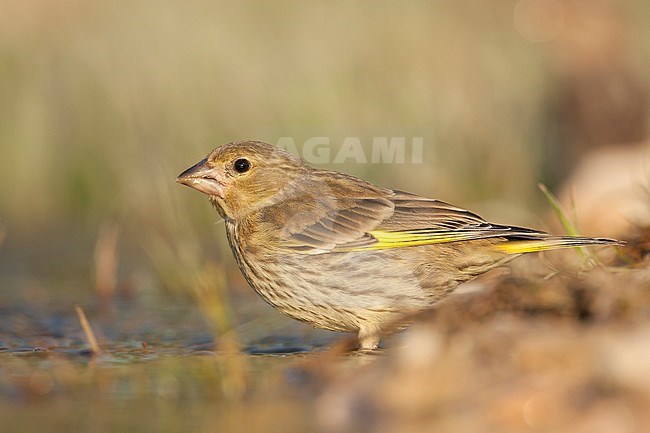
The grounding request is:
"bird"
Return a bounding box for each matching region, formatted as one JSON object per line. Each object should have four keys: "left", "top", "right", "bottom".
{"left": 176, "top": 140, "right": 621, "bottom": 349}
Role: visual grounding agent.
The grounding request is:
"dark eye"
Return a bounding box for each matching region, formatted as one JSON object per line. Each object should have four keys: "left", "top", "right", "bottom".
{"left": 233, "top": 158, "right": 251, "bottom": 174}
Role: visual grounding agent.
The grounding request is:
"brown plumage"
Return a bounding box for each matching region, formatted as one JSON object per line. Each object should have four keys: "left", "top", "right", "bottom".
{"left": 177, "top": 141, "right": 621, "bottom": 349}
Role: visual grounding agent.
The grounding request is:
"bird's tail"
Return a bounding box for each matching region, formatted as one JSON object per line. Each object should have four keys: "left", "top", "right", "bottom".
{"left": 493, "top": 236, "right": 623, "bottom": 255}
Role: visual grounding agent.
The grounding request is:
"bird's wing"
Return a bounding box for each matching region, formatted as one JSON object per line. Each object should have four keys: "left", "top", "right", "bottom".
{"left": 269, "top": 171, "right": 396, "bottom": 254}
{"left": 272, "top": 177, "right": 548, "bottom": 254}
{"left": 334, "top": 190, "right": 549, "bottom": 252}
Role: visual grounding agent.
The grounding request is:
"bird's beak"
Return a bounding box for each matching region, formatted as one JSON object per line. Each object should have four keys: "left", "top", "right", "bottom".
{"left": 176, "top": 158, "right": 226, "bottom": 199}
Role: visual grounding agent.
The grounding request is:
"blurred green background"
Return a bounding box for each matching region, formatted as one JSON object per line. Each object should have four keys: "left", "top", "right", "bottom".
{"left": 1, "top": 0, "right": 649, "bottom": 333}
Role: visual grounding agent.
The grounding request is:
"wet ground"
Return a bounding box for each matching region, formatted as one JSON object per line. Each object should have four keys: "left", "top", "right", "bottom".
{"left": 1, "top": 229, "right": 649, "bottom": 433}
{"left": 0, "top": 289, "right": 340, "bottom": 433}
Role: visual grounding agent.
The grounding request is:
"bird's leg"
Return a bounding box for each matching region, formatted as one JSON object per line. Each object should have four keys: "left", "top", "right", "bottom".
{"left": 357, "top": 326, "right": 380, "bottom": 350}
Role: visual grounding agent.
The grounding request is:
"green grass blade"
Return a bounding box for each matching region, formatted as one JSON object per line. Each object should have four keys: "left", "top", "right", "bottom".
{"left": 538, "top": 183, "right": 594, "bottom": 262}
{"left": 538, "top": 183, "right": 581, "bottom": 237}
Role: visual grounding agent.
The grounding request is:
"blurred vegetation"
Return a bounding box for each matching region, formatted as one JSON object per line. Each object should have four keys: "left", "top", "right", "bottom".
{"left": 0, "top": 0, "right": 648, "bottom": 344}
{"left": 0, "top": 0, "right": 648, "bottom": 330}
{"left": 1, "top": 0, "right": 647, "bottom": 231}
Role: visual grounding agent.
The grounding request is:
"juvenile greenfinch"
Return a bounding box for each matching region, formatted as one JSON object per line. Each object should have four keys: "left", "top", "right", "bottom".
{"left": 177, "top": 141, "right": 620, "bottom": 349}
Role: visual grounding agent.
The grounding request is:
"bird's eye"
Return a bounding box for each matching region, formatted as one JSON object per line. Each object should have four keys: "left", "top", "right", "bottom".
{"left": 233, "top": 158, "right": 251, "bottom": 174}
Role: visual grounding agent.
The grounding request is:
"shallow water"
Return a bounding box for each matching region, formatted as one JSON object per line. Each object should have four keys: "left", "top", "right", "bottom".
{"left": 2, "top": 229, "right": 648, "bottom": 432}
{"left": 0, "top": 352, "right": 315, "bottom": 433}
{"left": 0, "top": 274, "right": 359, "bottom": 433}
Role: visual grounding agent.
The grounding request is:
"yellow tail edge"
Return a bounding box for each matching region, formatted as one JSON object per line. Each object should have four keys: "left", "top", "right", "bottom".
{"left": 494, "top": 237, "right": 623, "bottom": 255}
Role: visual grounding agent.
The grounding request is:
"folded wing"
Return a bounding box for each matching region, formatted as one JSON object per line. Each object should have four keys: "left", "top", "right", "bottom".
{"left": 275, "top": 179, "right": 549, "bottom": 254}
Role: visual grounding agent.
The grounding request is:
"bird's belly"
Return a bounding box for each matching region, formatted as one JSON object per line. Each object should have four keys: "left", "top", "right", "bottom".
{"left": 235, "top": 249, "right": 433, "bottom": 332}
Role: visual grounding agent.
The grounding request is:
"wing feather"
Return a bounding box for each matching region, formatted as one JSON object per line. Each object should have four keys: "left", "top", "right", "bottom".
{"left": 268, "top": 172, "right": 395, "bottom": 253}
{"left": 269, "top": 177, "right": 548, "bottom": 254}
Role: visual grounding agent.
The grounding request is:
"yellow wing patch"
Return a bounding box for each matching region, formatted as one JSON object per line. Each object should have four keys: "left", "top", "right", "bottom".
{"left": 337, "top": 229, "right": 484, "bottom": 252}
{"left": 492, "top": 240, "right": 560, "bottom": 254}
{"left": 332, "top": 228, "right": 619, "bottom": 254}
{"left": 492, "top": 239, "right": 601, "bottom": 255}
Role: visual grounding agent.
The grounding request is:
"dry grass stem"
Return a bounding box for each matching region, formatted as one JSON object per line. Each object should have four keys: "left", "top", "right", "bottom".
{"left": 93, "top": 221, "right": 120, "bottom": 302}
{"left": 74, "top": 305, "right": 102, "bottom": 356}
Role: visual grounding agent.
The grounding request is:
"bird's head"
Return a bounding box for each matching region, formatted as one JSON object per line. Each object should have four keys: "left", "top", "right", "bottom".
{"left": 176, "top": 141, "right": 310, "bottom": 220}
